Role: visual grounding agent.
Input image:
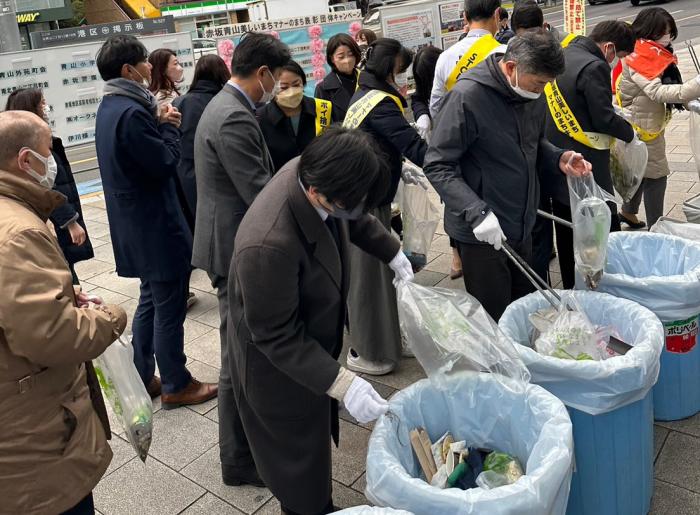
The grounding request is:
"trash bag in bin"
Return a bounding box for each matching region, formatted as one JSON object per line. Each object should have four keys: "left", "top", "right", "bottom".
{"left": 332, "top": 507, "right": 413, "bottom": 514}
{"left": 596, "top": 232, "right": 700, "bottom": 421}
{"left": 651, "top": 217, "right": 700, "bottom": 242}
{"left": 366, "top": 373, "right": 574, "bottom": 515}
{"left": 683, "top": 193, "right": 700, "bottom": 223}
{"left": 369, "top": 282, "right": 574, "bottom": 515}
{"left": 499, "top": 290, "right": 664, "bottom": 415}
{"left": 499, "top": 290, "right": 664, "bottom": 515}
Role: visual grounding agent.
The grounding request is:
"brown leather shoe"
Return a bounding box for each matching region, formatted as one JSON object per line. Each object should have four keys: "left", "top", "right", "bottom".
{"left": 161, "top": 378, "right": 218, "bottom": 410}
{"left": 146, "top": 376, "right": 162, "bottom": 398}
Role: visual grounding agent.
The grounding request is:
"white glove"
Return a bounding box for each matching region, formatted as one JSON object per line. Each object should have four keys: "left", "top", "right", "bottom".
{"left": 401, "top": 162, "right": 429, "bottom": 190}
{"left": 415, "top": 114, "right": 431, "bottom": 140}
{"left": 343, "top": 376, "right": 389, "bottom": 423}
{"left": 389, "top": 250, "right": 414, "bottom": 286}
{"left": 688, "top": 100, "right": 700, "bottom": 113}
{"left": 473, "top": 212, "right": 506, "bottom": 250}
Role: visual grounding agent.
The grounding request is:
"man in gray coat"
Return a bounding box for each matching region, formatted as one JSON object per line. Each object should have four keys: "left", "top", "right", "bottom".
{"left": 193, "top": 32, "right": 290, "bottom": 486}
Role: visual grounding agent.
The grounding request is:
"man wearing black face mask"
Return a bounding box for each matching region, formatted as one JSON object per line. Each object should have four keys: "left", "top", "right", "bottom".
{"left": 543, "top": 21, "right": 635, "bottom": 289}
{"left": 424, "top": 31, "right": 591, "bottom": 321}
{"left": 228, "top": 127, "right": 410, "bottom": 515}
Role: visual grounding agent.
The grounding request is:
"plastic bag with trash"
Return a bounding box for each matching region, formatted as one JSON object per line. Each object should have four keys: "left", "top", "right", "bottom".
{"left": 568, "top": 174, "right": 614, "bottom": 289}
{"left": 398, "top": 162, "right": 440, "bottom": 271}
{"left": 94, "top": 336, "right": 153, "bottom": 461}
{"left": 609, "top": 136, "right": 647, "bottom": 203}
{"left": 396, "top": 281, "right": 531, "bottom": 391}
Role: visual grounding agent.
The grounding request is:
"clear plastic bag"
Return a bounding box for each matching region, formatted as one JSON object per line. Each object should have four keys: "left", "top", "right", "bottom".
{"left": 683, "top": 193, "right": 700, "bottom": 224}
{"left": 609, "top": 137, "right": 647, "bottom": 203}
{"left": 651, "top": 217, "right": 700, "bottom": 242}
{"left": 398, "top": 162, "right": 440, "bottom": 271}
{"left": 396, "top": 281, "right": 530, "bottom": 391}
{"left": 475, "top": 452, "right": 524, "bottom": 490}
{"left": 690, "top": 111, "right": 700, "bottom": 181}
{"left": 94, "top": 336, "right": 153, "bottom": 461}
{"left": 568, "top": 174, "right": 614, "bottom": 288}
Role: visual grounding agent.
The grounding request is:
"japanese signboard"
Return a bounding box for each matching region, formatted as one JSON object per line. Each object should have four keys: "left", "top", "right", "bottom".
{"left": 0, "top": 32, "right": 195, "bottom": 148}
{"left": 380, "top": 0, "right": 465, "bottom": 52}
{"left": 564, "top": 0, "right": 586, "bottom": 36}
{"left": 206, "top": 11, "right": 362, "bottom": 97}
{"left": 30, "top": 16, "right": 176, "bottom": 49}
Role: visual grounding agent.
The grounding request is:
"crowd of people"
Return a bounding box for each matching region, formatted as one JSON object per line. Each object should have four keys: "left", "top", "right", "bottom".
{"left": 1, "top": 0, "right": 698, "bottom": 513}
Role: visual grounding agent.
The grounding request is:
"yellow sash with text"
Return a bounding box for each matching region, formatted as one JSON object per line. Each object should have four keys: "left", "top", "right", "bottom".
{"left": 314, "top": 98, "right": 332, "bottom": 136}
{"left": 561, "top": 33, "right": 578, "bottom": 48}
{"left": 445, "top": 34, "right": 502, "bottom": 91}
{"left": 544, "top": 80, "right": 612, "bottom": 150}
{"left": 343, "top": 90, "right": 404, "bottom": 130}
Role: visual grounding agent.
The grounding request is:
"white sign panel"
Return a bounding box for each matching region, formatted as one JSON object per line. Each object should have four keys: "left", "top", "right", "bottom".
{"left": 0, "top": 32, "right": 195, "bottom": 148}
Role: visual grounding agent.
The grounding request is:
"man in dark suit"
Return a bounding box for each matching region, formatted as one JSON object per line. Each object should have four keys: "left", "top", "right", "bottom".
{"left": 192, "top": 32, "right": 291, "bottom": 486}
{"left": 229, "top": 128, "right": 413, "bottom": 514}
{"left": 95, "top": 35, "right": 217, "bottom": 408}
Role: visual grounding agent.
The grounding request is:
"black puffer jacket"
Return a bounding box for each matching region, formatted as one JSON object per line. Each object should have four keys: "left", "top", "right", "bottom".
{"left": 348, "top": 72, "right": 427, "bottom": 206}
{"left": 424, "top": 54, "right": 564, "bottom": 245}
{"left": 49, "top": 136, "right": 94, "bottom": 265}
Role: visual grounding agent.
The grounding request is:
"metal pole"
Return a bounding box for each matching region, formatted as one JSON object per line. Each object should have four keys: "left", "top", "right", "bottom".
{"left": 537, "top": 209, "right": 574, "bottom": 229}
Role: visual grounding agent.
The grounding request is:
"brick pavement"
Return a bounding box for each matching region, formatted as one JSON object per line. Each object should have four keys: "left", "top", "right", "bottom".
{"left": 79, "top": 50, "right": 700, "bottom": 514}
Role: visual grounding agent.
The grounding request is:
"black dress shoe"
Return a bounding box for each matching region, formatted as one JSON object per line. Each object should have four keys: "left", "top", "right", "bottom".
{"left": 619, "top": 213, "right": 647, "bottom": 229}
{"left": 222, "top": 466, "right": 265, "bottom": 488}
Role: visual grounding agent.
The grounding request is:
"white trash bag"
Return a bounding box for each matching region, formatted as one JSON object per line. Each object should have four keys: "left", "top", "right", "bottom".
{"left": 398, "top": 162, "right": 440, "bottom": 271}
{"left": 94, "top": 336, "right": 153, "bottom": 461}
{"left": 568, "top": 174, "right": 615, "bottom": 289}
{"left": 651, "top": 217, "right": 700, "bottom": 241}
{"left": 683, "top": 193, "right": 700, "bottom": 224}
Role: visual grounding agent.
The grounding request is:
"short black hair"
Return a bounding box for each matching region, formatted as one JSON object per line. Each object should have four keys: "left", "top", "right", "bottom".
{"left": 280, "top": 60, "right": 307, "bottom": 86}
{"left": 590, "top": 20, "right": 636, "bottom": 54}
{"left": 499, "top": 7, "right": 509, "bottom": 22}
{"left": 96, "top": 35, "right": 149, "bottom": 81}
{"left": 298, "top": 126, "right": 390, "bottom": 210}
{"left": 326, "top": 33, "right": 362, "bottom": 70}
{"left": 511, "top": 1, "right": 544, "bottom": 33}
{"left": 365, "top": 38, "right": 414, "bottom": 82}
{"left": 465, "top": 0, "right": 500, "bottom": 23}
{"left": 412, "top": 46, "right": 443, "bottom": 104}
{"left": 230, "top": 32, "right": 291, "bottom": 78}
{"left": 632, "top": 7, "right": 678, "bottom": 42}
{"left": 504, "top": 31, "right": 565, "bottom": 78}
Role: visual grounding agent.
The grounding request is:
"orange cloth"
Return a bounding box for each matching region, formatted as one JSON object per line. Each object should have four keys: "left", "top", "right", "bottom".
{"left": 624, "top": 39, "right": 678, "bottom": 81}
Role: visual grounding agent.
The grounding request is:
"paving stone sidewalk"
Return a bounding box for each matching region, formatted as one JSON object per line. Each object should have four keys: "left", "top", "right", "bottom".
{"left": 80, "top": 50, "right": 700, "bottom": 514}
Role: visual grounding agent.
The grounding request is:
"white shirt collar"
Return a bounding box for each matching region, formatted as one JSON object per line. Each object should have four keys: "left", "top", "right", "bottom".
{"left": 299, "top": 179, "right": 328, "bottom": 221}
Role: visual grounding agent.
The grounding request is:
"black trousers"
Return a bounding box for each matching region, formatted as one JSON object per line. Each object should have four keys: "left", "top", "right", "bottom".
{"left": 457, "top": 239, "right": 535, "bottom": 321}
{"left": 61, "top": 493, "right": 94, "bottom": 515}
{"left": 281, "top": 500, "right": 335, "bottom": 515}
{"left": 210, "top": 274, "right": 256, "bottom": 478}
{"left": 552, "top": 199, "right": 621, "bottom": 289}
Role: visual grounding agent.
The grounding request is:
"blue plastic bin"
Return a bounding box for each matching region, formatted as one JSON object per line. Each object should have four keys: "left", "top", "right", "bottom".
{"left": 365, "top": 373, "right": 574, "bottom": 515}
{"left": 499, "top": 290, "right": 664, "bottom": 515}
{"left": 594, "top": 232, "right": 700, "bottom": 421}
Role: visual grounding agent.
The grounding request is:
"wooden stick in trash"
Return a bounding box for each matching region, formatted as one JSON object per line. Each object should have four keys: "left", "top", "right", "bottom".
{"left": 410, "top": 428, "right": 437, "bottom": 483}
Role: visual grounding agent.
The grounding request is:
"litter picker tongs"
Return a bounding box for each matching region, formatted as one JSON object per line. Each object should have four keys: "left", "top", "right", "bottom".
{"left": 686, "top": 40, "right": 700, "bottom": 75}
{"left": 501, "top": 241, "right": 633, "bottom": 355}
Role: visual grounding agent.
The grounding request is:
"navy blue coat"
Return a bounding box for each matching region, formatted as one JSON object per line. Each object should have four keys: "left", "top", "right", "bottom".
{"left": 95, "top": 94, "right": 192, "bottom": 281}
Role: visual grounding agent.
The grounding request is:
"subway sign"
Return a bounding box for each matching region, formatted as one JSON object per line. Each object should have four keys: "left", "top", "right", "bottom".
{"left": 17, "top": 12, "right": 41, "bottom": 23}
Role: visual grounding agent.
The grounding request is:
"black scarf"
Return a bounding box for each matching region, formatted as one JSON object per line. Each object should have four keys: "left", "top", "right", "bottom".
{"left": 662, "top": 45, "right": 685, "bottom": 111}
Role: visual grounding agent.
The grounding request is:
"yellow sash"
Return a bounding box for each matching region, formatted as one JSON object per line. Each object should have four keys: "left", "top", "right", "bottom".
{"left": 561, "top": 33, "right": 578, "bottom": 48}
{"left": 314, "top": 98, "right": 332, "bottom": 136}
{"left": 544, "top": 80, "right": 612, "bottom": 150}
{"left": 614, "top": 73, "right": 671, "bottom": 142}
{"left": 343, "top": 90, "right": 404, "bottom": 130}
{"left": 445, "top": 34, "right": 502, "bottom": 91}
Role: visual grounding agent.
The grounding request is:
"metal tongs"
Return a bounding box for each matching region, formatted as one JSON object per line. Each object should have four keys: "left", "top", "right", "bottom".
{"left": 686, "top": 40, "right": 700, "bottom": 75}
{"left": 501, "top": 241, "right": 633, "bottom": 355}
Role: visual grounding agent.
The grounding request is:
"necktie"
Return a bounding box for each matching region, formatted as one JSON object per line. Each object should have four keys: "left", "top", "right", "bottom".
{"left": 325, "top": 217, "right": 341, "bottom": 251}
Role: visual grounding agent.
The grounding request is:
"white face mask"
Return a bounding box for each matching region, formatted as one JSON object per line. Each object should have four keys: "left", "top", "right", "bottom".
{"left": 22, "top": 148, "right": 58, "bottom": 189}
{"left": 394, "top": 72, "right": 409, "bottom": 89}
{"left": 509, "top": 67, "right": 541, "bottom": 100}
{"left": 656, "top": 34, "right": 672, "bottom": 48}
{"left": 258, "top": 69, "right": 280, "bottom": 104}
{"left": 42, "top": 104, "right": 51, "bottom": 121}
{"left": 604, "top": 43, "right": 617, "bottom": 66}
{"left": 129, "top": 65, "right": 149, "bottom": 88}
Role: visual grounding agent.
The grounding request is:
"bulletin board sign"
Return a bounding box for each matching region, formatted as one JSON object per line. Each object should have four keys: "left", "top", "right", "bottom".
{"left": 205, "top": 11, "right": 363, "bottom": 97}
{"left": 0, "top": 32, "right": 195, "bottom": 148}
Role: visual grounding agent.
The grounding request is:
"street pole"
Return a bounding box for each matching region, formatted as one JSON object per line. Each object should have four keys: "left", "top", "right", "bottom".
{"left": 0, "top": 0, "right": 22, "bottom": 53}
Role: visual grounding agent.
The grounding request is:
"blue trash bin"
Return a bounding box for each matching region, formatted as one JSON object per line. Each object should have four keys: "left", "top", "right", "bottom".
{"left": 499, "top": 290, "right": 664, "bottom": 515}
{"left": 594, "top": 232, "right": 700, "bottom": 421}
{"left": 365, "top": 373, "right": 575, "bottom": 515}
